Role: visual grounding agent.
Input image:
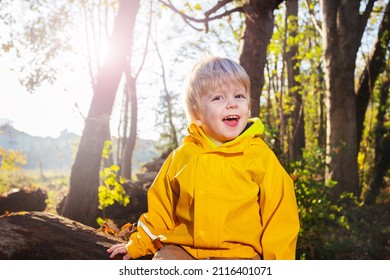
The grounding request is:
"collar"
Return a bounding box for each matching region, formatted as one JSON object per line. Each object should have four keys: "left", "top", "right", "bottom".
{"left": 184, "top": 118, "right": 264, "bottom": 150}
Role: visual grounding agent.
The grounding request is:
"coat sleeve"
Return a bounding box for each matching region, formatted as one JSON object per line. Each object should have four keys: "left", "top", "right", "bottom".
{"left": 126, "top": 152, "right": 178, "bottom": 259}
{"left": 257, "top": 148, "right": 300, "bottom": 260}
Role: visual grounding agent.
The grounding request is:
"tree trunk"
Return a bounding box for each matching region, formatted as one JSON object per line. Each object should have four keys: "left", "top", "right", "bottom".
{"left": 317, "top": 68, "right": 326, "bottom": 150}
{"left": 320, "top": 0, "right": 362, "bottom": 199}
{"left": 356, "top": 1, "right": 390, "bottom": 149}
{"left": 62, "top": 0, "right": 140, "bottom": 226}
{"left": 0, "top": 211, "right": 124, "bottom": 260}
{"left": 118, "top": 87, "right": 129, "bottom": 165}
{"left": 286, "top": 0, "right": 305, "bottom": 160}
{"left": 365, "top": 77, "right": 390, "bottom": 204}
{"left": 239, "top": 0, "right": 283, "bottom": 118}
{"left": 120, "top": 69, "right": 138, "bottom": 179}
{"left": 156, "top": 42, "right": 179, "bottom": 149}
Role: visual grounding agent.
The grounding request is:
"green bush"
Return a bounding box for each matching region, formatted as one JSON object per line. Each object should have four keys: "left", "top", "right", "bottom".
{"left": 291, "top": 147, "right": 389, "bottom": 259}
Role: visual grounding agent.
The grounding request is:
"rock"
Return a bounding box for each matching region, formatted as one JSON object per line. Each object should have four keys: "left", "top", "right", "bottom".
{"left": 0, "top": 186, "right": 47, "bottom": 215}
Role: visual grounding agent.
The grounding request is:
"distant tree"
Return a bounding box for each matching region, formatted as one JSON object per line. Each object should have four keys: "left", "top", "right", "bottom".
{"left": 285, "top": 0, "right": 305, "bottom": 160}
{"left": 365, "top": 72, "right": 389, "bottom": 204}
{"left": 62, "top": 0, "right": 140, "bottom": 226}
{"left": 153, "top": 38, "right": 181, "bottom": 151}
{"left": 118, "top": 69, "right": 138, "bottom": 179}
{"left": 264, "top": 0, "right": 326, "bottom": 158}
{"left": 356, "top": 1, "right": 390, "bottom": 200}
{"left": 320, "top": 0, "right": 380, "bottom": 199}
{"left": 119, "top": 1, "right": 153, "bottom": 180}
{"left": 298, "top": 0, "right": 326, "bottom": 152}
{"left": 356, "top": 0, "right": 390, "bottom": 149}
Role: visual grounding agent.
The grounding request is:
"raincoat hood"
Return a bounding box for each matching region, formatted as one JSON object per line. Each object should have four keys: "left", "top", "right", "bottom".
{"left": 185, "top": 117, "right": 265, "bottom": 150}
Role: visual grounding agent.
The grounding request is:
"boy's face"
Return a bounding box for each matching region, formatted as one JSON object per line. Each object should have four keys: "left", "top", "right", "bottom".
{"left": 196, "top": 83, "right": 250, "bottom": 146}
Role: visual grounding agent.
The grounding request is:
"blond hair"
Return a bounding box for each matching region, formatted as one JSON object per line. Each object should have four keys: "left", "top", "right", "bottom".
{"left": 184, "top": 56, "right": 251, "bottom": 123}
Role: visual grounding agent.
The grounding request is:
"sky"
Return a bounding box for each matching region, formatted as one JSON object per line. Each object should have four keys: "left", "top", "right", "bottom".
{"left": 1, "top": 55, "right": 91, "bottom": 138}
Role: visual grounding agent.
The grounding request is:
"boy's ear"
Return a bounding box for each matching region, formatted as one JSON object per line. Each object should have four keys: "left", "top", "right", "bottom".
{"left": 193, "top": 108, "right": 202, "bottom": 126}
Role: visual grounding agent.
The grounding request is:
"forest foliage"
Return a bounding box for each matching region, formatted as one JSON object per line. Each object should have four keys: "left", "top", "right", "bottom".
{"left": 0, "top": 0, "right": 389, "bottom": 259}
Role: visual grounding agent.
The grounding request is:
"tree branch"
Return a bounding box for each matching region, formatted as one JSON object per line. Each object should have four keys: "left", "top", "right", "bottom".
{"left": 158, "top": 0, "right": 243, "bottom": 32}
{"left": 135, "top": 0, "right": 153, "bottom": 79}
{"left": 359, "top": 0, "right": 377, "bottom": 34}
{"left": 159, "top": 0, "right": 203, "bottom": 31}
{"left": 204, "top": 0, "right": 234, "bottom": 17}
{"left": 304, "top": 0, "right": 322, "bottom": 35}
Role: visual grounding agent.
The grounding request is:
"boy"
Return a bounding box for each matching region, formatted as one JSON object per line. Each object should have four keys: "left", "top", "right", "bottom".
{"left": 108, "top": 56, "right": 300, "bottom": 260}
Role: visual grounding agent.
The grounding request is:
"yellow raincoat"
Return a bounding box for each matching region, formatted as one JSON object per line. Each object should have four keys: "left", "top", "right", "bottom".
{"left": 126, "top": 118, "right": 300, "bottom": 259}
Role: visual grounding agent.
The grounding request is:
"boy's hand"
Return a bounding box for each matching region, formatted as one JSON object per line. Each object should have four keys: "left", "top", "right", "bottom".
{"left": 107, "top": 243, "right": 132, "bottom": 260}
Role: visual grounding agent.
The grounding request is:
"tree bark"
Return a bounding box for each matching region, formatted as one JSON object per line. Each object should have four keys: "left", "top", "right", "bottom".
{"left": 0, "top": 212, "right": 124, "bottom": 260}
{"left": 285, "top": 0, "right": 305, "bottom": 160}
{"left": 62, "top": 0, "right": 140, "bottom": 226}
{"left": 365, "top": 77, "right": 390, "bottom": 204}
{"left": 356, "top": 1, "right": 390, "bottom": 149}
{"left": 120, "top": 70, "right": 138, "bottom": 179}
{"left": 239, "top": 0, "right": 283, "bottom": 118}
{"left": 320, "top": 0, "right": 362, "bottom": 198}
{"left": 317, "top": 66, "right": 327, "bottom": 150}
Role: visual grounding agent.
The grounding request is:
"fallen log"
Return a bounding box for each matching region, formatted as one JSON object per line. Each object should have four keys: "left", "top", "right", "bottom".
{"left": 0, "top": 211, "right": 132, "bottom": 260}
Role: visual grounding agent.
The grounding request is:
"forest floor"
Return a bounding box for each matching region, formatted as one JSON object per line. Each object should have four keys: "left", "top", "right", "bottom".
{"left": 1, "top": 168, "right": 389, "bottom": 260}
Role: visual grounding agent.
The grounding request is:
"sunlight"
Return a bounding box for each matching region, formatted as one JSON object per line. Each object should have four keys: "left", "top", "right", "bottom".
{"left": 0, "top": 56, "right": 90, "bottom": 138}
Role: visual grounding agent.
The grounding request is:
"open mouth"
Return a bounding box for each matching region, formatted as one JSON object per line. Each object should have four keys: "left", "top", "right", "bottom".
{"left": 223, "top": 115, "right": 240, "bottom": 127}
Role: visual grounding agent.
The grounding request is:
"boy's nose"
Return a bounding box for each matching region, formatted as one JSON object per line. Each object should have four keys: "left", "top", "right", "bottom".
{"left": 226, "top": 100, "right": 238, "bottom": 109}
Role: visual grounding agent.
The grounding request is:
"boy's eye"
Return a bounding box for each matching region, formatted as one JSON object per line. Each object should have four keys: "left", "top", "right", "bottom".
{"left": 235, "top": 94, "right": 246, "bottom": 99}
{"left": 212, "top": 96, "right": 223, "bottom": 101}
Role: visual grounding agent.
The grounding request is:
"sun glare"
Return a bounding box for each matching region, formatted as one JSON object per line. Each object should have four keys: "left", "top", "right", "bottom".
{"left": 0, "top": 55, "right": 90, "bottom": 138}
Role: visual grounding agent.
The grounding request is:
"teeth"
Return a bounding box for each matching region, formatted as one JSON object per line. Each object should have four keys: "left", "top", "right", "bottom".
{"left": 224, "top": 115, "right": 238, "bottom": 120}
